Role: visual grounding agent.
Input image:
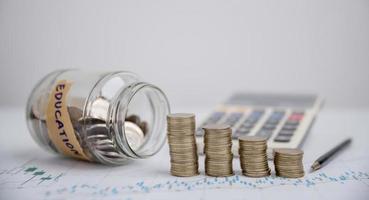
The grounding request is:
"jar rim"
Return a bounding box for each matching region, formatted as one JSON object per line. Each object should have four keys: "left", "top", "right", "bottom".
{"left": 112, "top": 82, "right": 170, "bottom": 159}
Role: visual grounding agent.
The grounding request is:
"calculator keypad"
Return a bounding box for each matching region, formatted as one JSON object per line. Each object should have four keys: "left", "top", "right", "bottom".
{"left": 198, "top": 110, "right": 305, "bottom": 143}
{"left": 233, "top": 110, "right": 264, "bottom": 138}
{"left": 195, "top": 94, "right": 321, "bottom": 155}
{"left": 256, "top": 111, "right": 284, "bottom": 139}
{"left": 224, "top": 112, "right": 243, "bottom": 127}
{"left": 274, "top": 111, "right": 304, "bottom": 143}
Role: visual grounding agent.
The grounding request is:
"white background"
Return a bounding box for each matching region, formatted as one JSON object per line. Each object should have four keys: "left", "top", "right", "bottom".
{"left": 1, "top": 0, "right": 368, "bottom": 109}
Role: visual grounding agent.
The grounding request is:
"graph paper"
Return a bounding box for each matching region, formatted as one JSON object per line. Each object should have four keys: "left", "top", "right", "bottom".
{"left": 1, "top": 149, "right": 368, "bottom": 200}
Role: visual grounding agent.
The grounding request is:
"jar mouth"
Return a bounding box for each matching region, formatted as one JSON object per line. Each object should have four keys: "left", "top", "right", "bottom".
{"left": 113, "top": 82, "right": 170, "bottom": 159}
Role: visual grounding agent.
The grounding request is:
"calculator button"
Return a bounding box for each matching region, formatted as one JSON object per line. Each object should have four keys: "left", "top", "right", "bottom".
{"left": 257, "top": 130, "right": 274, "bottom": 139}
{"left": 237, "top": 127, "right": 251, "bottom": 133}
{"left": 239, "top": 110, "right": 264, "bottom": 127}
{"left": 262, "top": 124, "right": 276, "bottom": 130}
{"left": 203, "top": 112, "right": 225, "bottom": 124}
{"left": 288, "top": 112, "right": 304, "bottom": 121}
{"left": 282, "top": 123, "right": 298, "bottom": 130}
{"left": 270, "top": 111, "right": 285, "bottom": 118}
{"left": 265, "top": 111, "right": 285, "bottom": 125}
{"left": 251, "top": 110, "right": 265, "bottom": 117}
{"left": 281, "top": 124, "right": 297, "bottom": 131}
{"left": 274, "top": 135, "right": 291, "bottom": 142}
{"left": 248, "top": 110, "right": 264, "bottom": 119}
{"left": 285, "top": 121, "right": 299, "bottom": 126}
{"left": 266, "top": 119, "right": 279, "bottom": 125}
{"left": 247, "top": 118, "right": 259, "bottom": 123}
{"left": 241, "top": 122, "right": 254, "bottom": 129}
{"left": 278, "top": 130, "right": 294, "bottom": 136}
{"left": 274, "top": 110, "right": 285, "bottom": 114}
{"left": 225, "top": 113, "right": 243, "bottom": 126}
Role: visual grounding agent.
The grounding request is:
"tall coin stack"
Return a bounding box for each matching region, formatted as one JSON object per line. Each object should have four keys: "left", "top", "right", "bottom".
{"left": 274, "top": 148, "right": 304, "bottom": 178}
{"left": 203, "top": 124, "right": 234, "bottom": 177}
{"left": 167, "top": 113, "right": 199, "bottom": 177}
{"left": 239, "top": 136, "right": 271, "bottom": 177}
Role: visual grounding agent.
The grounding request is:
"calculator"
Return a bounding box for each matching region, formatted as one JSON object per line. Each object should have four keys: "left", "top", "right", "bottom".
{"left": 196, "top": 93, "right": 323, "bottom": 157}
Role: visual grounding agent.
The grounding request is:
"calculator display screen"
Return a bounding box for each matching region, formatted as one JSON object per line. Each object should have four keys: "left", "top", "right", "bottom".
{"left": 225, "top": 93, "right": 317, "bottom": 109}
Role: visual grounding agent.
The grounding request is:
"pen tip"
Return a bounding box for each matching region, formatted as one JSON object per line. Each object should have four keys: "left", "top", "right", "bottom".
{"left": 310, "top": 161, "right": 320, "bottom": 172}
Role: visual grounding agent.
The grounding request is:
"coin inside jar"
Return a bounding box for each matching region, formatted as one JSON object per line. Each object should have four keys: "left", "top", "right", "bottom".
{"left": 124, "top": 121, "right": 145, "bottom": 150}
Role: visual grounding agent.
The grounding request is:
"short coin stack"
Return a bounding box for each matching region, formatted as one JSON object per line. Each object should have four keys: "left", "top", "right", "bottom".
{"left": 274, "top": 148, "right": 305, "bottom": 178}
{"left": 203, "top": 124, "right": 234, "bottom": 177}
{"left": 167, "top": 113, "right": 199, "bottom": 177}
{"left": 239, "top": 136, "right": 271, "bottom": 177}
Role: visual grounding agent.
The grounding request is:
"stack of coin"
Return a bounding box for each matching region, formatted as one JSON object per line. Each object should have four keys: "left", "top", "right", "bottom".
{"left": 167, "top": 113, "right": 199, "bottom": 177}
{"left": 203, "top": 124, "right": 233, "bottom": 177}
{"left": 239, "top": 136, "right": 271, "bottom": 177}
{"left": 274, "top": 148, "right": 304, "bottom": 178}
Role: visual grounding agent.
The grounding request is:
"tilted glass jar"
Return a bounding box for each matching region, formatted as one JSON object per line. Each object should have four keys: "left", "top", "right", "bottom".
{"left": 26, "top": 70, "right": 170, "bottom": 165}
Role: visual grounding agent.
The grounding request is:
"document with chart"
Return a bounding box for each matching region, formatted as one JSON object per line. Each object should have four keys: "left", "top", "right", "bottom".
{"left": 1, "top": 148, "right": 368, "bottom": 200}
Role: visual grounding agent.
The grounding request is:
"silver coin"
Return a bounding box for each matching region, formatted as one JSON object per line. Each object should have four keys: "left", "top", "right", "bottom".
{"left": 90, "top": 97, "right": 110, "bottom": 121}
{"left": 124, "top": 121, "right": 145, "bottom": 151}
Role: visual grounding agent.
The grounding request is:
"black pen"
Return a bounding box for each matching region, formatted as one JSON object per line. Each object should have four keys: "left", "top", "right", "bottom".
{"left": 310, "top": 138, "right": 352, "bottom": 172}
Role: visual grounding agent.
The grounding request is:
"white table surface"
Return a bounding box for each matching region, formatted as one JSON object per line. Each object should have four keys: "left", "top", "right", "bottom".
{"left": 0, "top": 107, "right": 368, "bottom": 199}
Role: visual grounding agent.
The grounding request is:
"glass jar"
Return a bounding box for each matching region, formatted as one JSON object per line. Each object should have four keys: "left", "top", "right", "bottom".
{"left": 26, "top": 69, "right": 170, "bottom": 165}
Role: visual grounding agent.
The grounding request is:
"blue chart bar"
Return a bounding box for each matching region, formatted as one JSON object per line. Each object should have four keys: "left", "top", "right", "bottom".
{"left": 0, "top": 165, "right": 65, "bottom": 187}
{"left": 21, "top": 170, "right": 45, "bottom": 185}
